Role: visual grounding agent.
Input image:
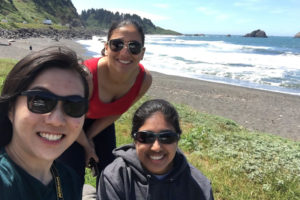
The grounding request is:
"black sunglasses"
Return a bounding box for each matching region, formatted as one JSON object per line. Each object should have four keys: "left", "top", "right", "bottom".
{"left": 20, "top": 90, "right": 88, "bottom": 118}
{"left": 133, "top": 130, "right": 180, "bottom": 144}
{"left": 108, "top": 39, "right": 143, "bottom": 55}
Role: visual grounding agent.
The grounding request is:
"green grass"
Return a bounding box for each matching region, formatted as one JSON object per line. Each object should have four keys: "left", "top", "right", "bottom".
{"left": 0, "top": 21, "right": 68, "bottom": 30}
{"left": 0, "top": 58, "right": 16, "bottom": 87}
{"left": 85, "top": 97, "right": 300, "bottom": 200}
{"left": 1, "top": 59, "right": 299, "bottom": 200}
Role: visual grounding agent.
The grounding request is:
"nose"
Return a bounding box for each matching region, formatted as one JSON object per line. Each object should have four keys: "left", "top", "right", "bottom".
{"left": 150, "top": 139, "right": 162, "bottom": 152}
{"left": 120, "top": 43, "right": 131, "bottom": 55}
{"left": 44, "top": 102, "right": 66, "bottom": 126}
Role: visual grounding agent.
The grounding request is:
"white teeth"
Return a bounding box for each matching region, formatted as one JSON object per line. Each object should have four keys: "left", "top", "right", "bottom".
{"left": 119, "top": 60, "right": 130, "bottom": 64}
{"left": 39, "top": 132, "right": 63, "bottom": 141}
{"left": 150, "top": 155, "right": 164, "bottom": 160}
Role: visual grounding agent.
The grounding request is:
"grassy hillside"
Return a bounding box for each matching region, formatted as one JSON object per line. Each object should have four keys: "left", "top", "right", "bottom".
{"left": 0, "top": 1, "right": 180, "bottom": 34}
{"left": 0, "top": 0, "right": 81, "bottom": 28}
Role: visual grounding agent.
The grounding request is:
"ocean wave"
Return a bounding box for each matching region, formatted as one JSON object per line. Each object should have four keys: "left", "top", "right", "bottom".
{"left": 77, "top": 35, "right": 300, "bottom": 95}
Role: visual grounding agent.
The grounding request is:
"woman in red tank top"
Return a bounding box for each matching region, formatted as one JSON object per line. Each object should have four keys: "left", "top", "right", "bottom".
{"left": 58, "top": 20, "right": 152, "bottom": 186}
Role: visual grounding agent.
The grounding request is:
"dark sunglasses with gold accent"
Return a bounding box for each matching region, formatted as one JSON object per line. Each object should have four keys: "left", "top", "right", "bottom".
{"left": 20, "top": 90, "right": 88, "bottom": 118}
{"left": 133, "top": 130, "right": 180, "bottom": 144}
{"left": 108, "top": 39, "right": 143, "bottom": 55}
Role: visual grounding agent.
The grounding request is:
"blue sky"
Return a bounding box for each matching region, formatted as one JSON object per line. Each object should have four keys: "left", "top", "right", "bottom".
{"left": 72, "top": 0, "right": 300, "bottom": 36}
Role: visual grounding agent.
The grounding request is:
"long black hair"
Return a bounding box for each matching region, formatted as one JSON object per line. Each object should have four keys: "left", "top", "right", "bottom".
{"left": 131, "top": 99, "right": 182, "bottom": 136}
{"left": 101, "top": 19, "right": 145, "bottom": 56}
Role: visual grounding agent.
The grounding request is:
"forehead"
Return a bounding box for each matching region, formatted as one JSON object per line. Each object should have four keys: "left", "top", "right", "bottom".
{"left": 28, "top": 67, "right": 84, "bottom": 96}
{"left": 110, "top": 24, "right": 142, "bottom": 42}
{"left": 139, "top": 112, "right": 175, "bottom": 132}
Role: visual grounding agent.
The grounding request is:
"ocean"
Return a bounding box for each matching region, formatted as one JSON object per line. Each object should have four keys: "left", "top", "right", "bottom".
{"left": 77, "top": 34, "right": 300, "bottom": 96}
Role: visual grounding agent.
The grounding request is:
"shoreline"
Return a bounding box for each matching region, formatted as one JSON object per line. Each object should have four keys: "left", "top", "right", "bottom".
{"left": 1, "top": 37, "right": 299, "bottom": 141}
{"left": 147, "top": 72, "right": 300, "bottom": 141}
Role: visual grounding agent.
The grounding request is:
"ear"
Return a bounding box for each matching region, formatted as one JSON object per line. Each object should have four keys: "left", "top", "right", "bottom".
{"left": 8, "top": 107, "right": 14, "bottom": 123}
{"left": 104, "top": 42, "right": 109, "bottom": 56}
{"left": 140, "top": 47, "right": 146, "bottom": 60}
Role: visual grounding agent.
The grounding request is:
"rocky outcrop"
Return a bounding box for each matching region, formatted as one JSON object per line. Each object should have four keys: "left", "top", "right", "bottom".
{"left": 0, "top": 28, "right": 106, "bottom": 40}
{"left": 294, "top": 32, "right": 300, "bottom": 38}
{"left": 244, "top": 29, "right": 267, "bottom": 38}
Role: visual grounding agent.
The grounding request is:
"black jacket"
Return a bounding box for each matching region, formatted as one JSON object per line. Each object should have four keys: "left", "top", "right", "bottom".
{"left": 98, "top": 144, "right": 214, "bottom": 200}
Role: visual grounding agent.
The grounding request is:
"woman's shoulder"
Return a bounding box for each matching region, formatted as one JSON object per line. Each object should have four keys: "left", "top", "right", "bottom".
{"left": 0, "top": 148, "right": 14, "bottom": 177}
{"left": 143, "top": 69, "right": 152, "bottom": 86}
{"left": 84, "top": 57, "right": 101, "bottom": 65}
{"left": 189, "top": 164, "right": 211, "bottom": 184}
{"left": 102, "top": 156, "right": 127, "bottom": 177}
{"left": 175, "top": 150, "right": 211, "bottom": 187}
{"left": 102, "top": 146, "right": 137, "bottom": 178}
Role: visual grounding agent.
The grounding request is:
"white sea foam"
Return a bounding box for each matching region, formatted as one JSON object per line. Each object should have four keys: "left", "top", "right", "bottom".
{"left": 77, "top": 35, "right": 300, "bottom": 95}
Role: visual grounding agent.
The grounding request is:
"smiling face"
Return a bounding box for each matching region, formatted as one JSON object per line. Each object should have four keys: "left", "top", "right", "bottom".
{"left": 105, "top": 24, "right": 145, "bottom": 74}
{"left": 8, "top": 68, "right": 85, "bottom": 162}
{"left": 135, "top": 112, "right": 178, "bottom": 175}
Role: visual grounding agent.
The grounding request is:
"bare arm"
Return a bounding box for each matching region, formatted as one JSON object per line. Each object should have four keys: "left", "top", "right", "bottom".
{"left": 76, "top": 129, "right": 99, "bottom": 163}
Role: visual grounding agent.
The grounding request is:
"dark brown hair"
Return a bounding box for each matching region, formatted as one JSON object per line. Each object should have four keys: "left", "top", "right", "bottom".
{"left": 101, "top": 19, "right": 145, "bottom": 56}
{"left": 131, "top": 99, "right": 182, "bottom": 137}
{"left": 0, "top": 46, "right": 89, "bottom": 147}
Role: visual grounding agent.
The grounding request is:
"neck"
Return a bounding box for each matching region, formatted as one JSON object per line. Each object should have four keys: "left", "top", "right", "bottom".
{"left": 5, "top": 143, "right": 53, "bottom": 185}
{"left": 108, "top": 67, "right": 139, "bottom": 84}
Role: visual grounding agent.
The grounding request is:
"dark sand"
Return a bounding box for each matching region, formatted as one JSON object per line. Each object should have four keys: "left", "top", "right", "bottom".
{"left": 1, "top": 37, "right": 299, "bottom": 141}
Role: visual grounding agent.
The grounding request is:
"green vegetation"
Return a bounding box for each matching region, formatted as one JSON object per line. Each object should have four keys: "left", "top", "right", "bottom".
{"left": 86, "top": 97, "right": 300, "bottom": 200}
{"left": 0, "top": 58, "right": 16, "bottom": 86}
{"left": 0, "top": 22, "right": 68, "bottom": 30}
{"left": 0, "top": 0, "right": 81, "bottom": 29}
{"left": 1, "top": 59, "right": 298, "bottom": 200}
{"left": 80, "top": 8, "right": 181, "bottom": 35}
{"left": 0, "top": 0, "right": 180, "bottom": 34}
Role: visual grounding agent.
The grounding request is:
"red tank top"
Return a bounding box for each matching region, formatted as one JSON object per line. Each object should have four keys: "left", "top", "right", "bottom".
{"left": 84, "top": 57, "right": 145, "bottom": 119}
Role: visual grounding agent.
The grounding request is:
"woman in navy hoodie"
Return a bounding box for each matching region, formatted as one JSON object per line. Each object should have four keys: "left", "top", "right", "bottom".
{"left": 98, "top": 99, "right": 214, "bottom": 200}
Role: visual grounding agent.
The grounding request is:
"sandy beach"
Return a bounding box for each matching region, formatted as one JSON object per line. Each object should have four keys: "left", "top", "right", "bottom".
{"left": 1, "top": 37, "right": 299, "bottom": 141}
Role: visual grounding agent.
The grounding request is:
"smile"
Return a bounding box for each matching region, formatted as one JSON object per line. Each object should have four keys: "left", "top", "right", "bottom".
{"left": 118, "top": 59, "right": 131, "bottom": 64}
{"left": 38, "top": 132, "right": 63, "bottom": 141}
{"left": 150, "top": 155, "right": 164, "bottom": 160}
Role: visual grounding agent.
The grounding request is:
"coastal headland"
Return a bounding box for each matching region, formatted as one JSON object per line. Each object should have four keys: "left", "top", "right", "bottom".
{"left": 1, "top": 37, "right": 299, "bottom": 141}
